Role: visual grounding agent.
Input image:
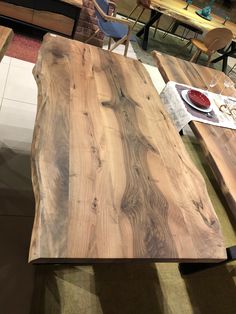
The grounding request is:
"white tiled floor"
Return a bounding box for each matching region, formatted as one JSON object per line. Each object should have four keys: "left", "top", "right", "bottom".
{"left": 0, "top": 56, "right": 37, "bottom": 152}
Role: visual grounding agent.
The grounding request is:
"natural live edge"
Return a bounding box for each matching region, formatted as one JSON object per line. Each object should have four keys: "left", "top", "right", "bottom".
{"left": 0, "top": 26, "right": 13, "bottom": 63}
{"left": 29, "top": 34, "right": 226, "bottom": 263}
{"left": 152, "top": 51, "right": 236, "bottom": 223}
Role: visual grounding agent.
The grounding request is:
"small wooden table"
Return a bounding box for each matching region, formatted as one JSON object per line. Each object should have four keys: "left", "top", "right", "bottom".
{"left": 153, "top": 51, "right": 236, "bottom": 222}
{"left": 0, "top": 26, "right": 13, "bottom": 62}
{"left": 137, "top": 0, "right": 236, "bottom": 50}
{"left": 29, "top": 34, "right": 226, "bottom": 264}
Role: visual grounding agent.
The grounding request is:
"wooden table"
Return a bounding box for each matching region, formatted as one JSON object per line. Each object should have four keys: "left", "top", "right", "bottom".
{"left": 153, "top": 51, "right": 236, "bottom": 223}
{"left": 29, "top": 34, "right": 226, "bottom": 264}
{"left": 0, "top": 26, "right": 13, "bottom": 62}
{"left": 137, "top": 0, "right": 236, "bottom": 50}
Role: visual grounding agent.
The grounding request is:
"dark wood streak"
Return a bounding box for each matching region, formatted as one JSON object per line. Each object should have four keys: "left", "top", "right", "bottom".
{"left": 30, "top": 39, "right": 70, "bottom": 258}
{"left": 102, "top": 88, "right": 178, "bottom": 258}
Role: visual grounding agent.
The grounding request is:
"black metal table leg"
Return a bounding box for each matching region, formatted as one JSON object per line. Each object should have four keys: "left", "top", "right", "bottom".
{"left": 211, "top": 42, "right": 236, "bottom": 72}
{"left": 136, "top": 10, "right": 162, "bottom": 50}
{"left": 222, "top": 55, "right": 229, "bottom": 73}
{"left": 179, "top": 246, "right": 236, "bottom": 276}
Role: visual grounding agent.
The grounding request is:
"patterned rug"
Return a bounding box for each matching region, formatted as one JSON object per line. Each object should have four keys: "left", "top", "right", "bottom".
{"left": 0, "top": 18, "right": 43, "bottom": 63}
{"left": 6, "top": 32, "right": 42, "bottom": 64}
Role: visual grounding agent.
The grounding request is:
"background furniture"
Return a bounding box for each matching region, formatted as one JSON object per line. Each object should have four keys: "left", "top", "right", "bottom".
{"left": 0, "top": 25, "right": 13, "bottom": 61}
{"left": 29, "top": 33, "right": 226, "bottom": 263}
{"left": 127, "top": 0, "right": 159, "bottom": 37}
{"left": 189, "top": 27, "right": 233, "bottom": 66}
{"left": 136, "top": 0, "right": 236, "bottom": 50}
{"left": 212, "top": 42, "right": 236, "bottom": 72}
{"left": 153, "top": 51, "right": 236, "bottom": 221}
{"left": 0, "top": 0, "right": 82, "bottom": 37}
{"left": 87, "top": 0, "right": 132, "bottom": 56}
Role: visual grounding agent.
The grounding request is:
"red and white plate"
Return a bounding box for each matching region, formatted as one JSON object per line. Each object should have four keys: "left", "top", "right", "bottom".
{"left": 181, "top": 90, "right": 213, "bottom": 113}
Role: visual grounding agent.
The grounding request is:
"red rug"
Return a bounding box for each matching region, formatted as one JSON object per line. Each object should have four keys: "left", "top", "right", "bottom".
{"left": 6, "top": 33, "right": 42, "bottom": 64}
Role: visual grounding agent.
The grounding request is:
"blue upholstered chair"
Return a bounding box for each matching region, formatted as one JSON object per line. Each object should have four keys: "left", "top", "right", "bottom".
{"left": 86, "top": 0, "right": 133, "bottom": 56}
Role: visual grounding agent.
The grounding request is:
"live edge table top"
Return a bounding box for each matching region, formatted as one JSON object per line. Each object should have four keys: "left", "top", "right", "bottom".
{"left": 153, "top": 51, "right": 236, "bottom": 223}
{"left": 29, "top": 34, "right": 226, "bottom": 263}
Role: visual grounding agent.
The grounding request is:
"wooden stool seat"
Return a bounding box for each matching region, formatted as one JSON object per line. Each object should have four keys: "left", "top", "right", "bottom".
{"left": 190, "top": 38, "right": 209, "bottom": 53}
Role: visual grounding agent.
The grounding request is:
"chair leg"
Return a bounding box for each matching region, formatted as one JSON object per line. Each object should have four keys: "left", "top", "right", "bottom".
{"left": 132, "top": 7, "right": 145, "bottom": 30}
{"left": 85, "top": 29, "right": 100, "bottom": 43}
{"left": 190, "top": 49, "right": 200, "bottom": 62}
{"left": 196, "top": 51, "right": 201, "bottom": 63}
{"left": 110, "top": 36, "right": 127, "bottom": 52}
{"left": 206, "top": 54, "right": 212, "bottom": 67}
{"left": 175, "top": 40, "right": 191, "bottom": 56}
{"left": 127, "top": 4, "right": 139, "bottom": 20}
{"left": 153, "top": 18, "right": 160, "bottom": 38}
{"left": 163, "top": 20, "right": 175, "bottom": 39}
{"left": 108, "top": 37, "right": 112, "bottom": 50}
{"left": 124, "top": 27, "right": 132, "bottom": 57}
{"left": 124, "top": 38, "right": 130, "bottom": 57}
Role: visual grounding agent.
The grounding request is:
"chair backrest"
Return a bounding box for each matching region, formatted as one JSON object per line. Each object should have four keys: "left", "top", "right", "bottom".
{"left": 93, "top": 0, "right": 109, "bottom": 22}
{"left": 203, "top": 28, "right": 233, "bottom": 52}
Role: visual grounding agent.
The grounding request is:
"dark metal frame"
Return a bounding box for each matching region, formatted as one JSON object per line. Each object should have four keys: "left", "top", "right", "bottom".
{"left": 212, "top": 42, "right": 236, "bottom": 73}
{"left": 136, "top": 10, "right": 162, "bottom": 50}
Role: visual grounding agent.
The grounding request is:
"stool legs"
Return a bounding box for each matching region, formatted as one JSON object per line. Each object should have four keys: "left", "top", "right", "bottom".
{"left": 127, "top": 4, "right": 139, "bottom": 20}
{"left": 190, "top": 48, "right": 200, "bottom": 62}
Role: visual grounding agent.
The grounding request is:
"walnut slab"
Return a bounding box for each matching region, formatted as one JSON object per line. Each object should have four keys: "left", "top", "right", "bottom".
{"left": 29, "top": 34, "right": 226, "bottom": 263}
{"left": 0, "top": 26, "right": 13, "bottom": 62}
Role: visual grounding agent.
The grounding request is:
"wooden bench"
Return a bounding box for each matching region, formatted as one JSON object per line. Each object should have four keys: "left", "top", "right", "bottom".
{"left": 29, "top": 34, "right": 226, "bottom": 264}
{"left": 0, "top": 26, "right": 13, "bottom": 62}
{"left": 153, "top": 51, "right": 236, "bottom": 222}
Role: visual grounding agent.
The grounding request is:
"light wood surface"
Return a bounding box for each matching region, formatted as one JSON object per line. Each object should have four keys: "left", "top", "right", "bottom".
{"left": 0, "top": 1, "right": 76, "bottom": 35}
{"left": 153, "top": 51, "right": 236, "bottom": 220}
{"left": 61, "top": 0, "right": 83, "bottom": 8}
{"left": 32, "top": 10, "right": 74, "bottom": 36}
{"left": 0, "top": 26, "right": 13, "bottom": 62}
{"left": 150, "top": 0, "right": 236, "bottom": 38}
{"left": 29, "top": 34, "right": 226, "bottom": 263}
{"left": 0, "top": 1, "right": 34, "bottom": 24}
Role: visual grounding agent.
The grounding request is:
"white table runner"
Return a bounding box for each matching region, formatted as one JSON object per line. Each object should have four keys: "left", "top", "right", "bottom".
{"left": 160, "top": 81, "right": 236, "bottom": 132}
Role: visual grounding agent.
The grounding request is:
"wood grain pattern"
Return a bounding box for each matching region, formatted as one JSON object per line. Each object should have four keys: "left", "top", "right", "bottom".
{"left": 0, "top": 26, "right": 13, "bottom": 63}
{"left": 153, "top": 51, "right": 236, "bottom": 221}
{"left": 150, "top": 0, "right": 236, "bottom": 39}
{"left": 32, "top": 10, "right": 74, "bottom": 35}
{"left": 0, "top": 1, "right": 34, "bottom": 24}
{"left": 29, "top": 34, "right": 226, "bottom": 263}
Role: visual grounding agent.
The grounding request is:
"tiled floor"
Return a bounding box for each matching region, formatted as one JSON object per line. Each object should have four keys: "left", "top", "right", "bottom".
{"left": 0, "top": 56, "right": 37, "bottom": 152}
